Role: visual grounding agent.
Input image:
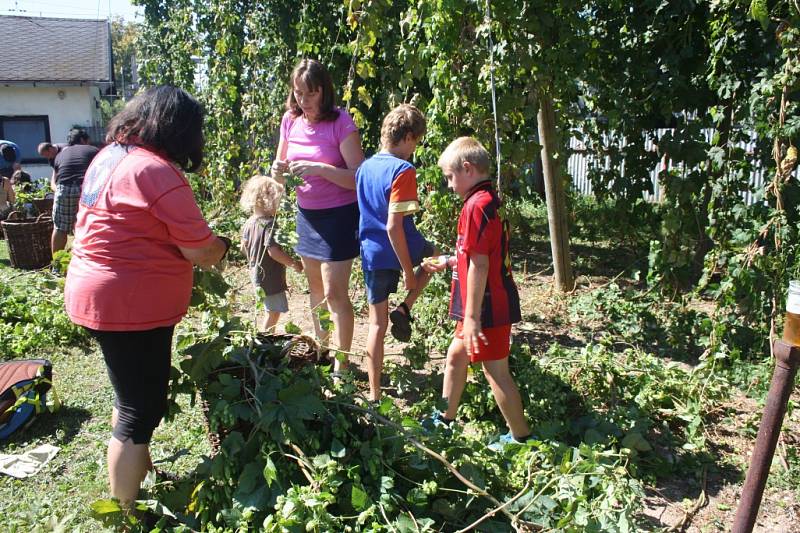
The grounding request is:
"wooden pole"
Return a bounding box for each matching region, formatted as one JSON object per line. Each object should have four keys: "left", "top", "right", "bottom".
{"left": 537, "top": 90, "right": 575, "bottom": 292}
{"left": 733, "top": 340, "right": 800, "bottom": 532}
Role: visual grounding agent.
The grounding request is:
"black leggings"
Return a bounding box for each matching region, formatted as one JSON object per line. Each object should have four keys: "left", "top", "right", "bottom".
{"left": 88, "top": 326, "right": 175, "bottom": 445}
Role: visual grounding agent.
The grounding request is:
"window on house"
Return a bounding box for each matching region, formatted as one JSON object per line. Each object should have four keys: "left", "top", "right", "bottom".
{"left": 0, "top": 116, "right": 51, "bottom": 164}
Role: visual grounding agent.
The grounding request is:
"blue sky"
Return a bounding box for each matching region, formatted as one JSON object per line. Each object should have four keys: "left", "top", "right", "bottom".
{"left": 0, "top": 0, "right": 141, "bottom": 21}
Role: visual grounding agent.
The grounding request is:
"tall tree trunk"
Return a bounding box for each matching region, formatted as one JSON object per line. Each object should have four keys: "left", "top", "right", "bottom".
{"left": 537, "top": 90, "right": 575, "bottom": 292}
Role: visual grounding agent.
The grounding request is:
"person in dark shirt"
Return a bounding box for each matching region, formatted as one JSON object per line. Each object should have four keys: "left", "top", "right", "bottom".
{"left": 38, "top": 142, "right": 69, "bottom": 168}
{"left": 239, "top": 175, "right": 303, "bottom": 332}
{"left": 51, "top": 129, "right": 99, "bottom": 254}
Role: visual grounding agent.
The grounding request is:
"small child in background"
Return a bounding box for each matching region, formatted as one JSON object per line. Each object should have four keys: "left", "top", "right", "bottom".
{"left": 422, "top": 137, "right": 531, "bottom": 449}
{"left": 10, "top": 169, "right": 32, "bottom": 193}
{"left": 356, "top": 104, "right": 439, "bottom": 401}
{"left": 240, "top": 175, "right": 303, "bottom": 332}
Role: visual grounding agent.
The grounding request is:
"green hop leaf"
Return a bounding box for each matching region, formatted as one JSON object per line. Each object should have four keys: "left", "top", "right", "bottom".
{"left": 351, "top": 485, "right": 369, "bottom": 511}
{"left": 749, "top": 0, "right": 769, "bottom": 30}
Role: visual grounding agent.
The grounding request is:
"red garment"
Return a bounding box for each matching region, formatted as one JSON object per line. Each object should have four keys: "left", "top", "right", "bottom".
{"left": 449, "top": 180, "right": 521, "bottom": 328}
{"left": 454, "top": 321, "right": 512, "bottom": 362}
{"left": 65, "top": 144, "right": 216, "bottom": 331}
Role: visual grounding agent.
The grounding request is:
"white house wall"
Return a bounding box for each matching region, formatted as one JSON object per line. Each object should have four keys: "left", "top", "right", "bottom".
{"left": 0, "top": 85, "right": 102, "bottom": 180}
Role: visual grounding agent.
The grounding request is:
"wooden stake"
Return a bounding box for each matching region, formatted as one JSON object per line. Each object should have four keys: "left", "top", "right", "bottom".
{"left": 537, "top": 89, "right": 575, "bottom": 291}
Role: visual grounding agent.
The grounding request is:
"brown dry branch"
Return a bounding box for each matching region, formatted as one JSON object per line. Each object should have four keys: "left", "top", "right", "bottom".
{"left": 778, "top": 434, "right": 790, "bottom": 472}
{"left": 283, "top": 442, "right": 316, "bottom": 487}
{"left": 378, "top": 502, "right": 398, "bottom": 532}
{"left": 666, "top": 465, "right": 708, "bottom": 532}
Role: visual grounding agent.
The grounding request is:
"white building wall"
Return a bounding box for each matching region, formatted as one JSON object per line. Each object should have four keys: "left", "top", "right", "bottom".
{"left": 0, "top": 84, "right": 102, "bottom": 180}
{"left": 0, "top": 85, "right": 102, "bottom": 141}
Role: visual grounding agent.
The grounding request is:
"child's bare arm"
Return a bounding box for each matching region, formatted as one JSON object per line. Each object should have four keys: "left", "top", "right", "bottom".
{"left": 267, "top": 244, "right": 303, "bottom": 272}
{"left": 387, "top": 211, "right": 416, "bottom": 290}
{"left": 463, "top": 253, "right": 490, "bottom": 356}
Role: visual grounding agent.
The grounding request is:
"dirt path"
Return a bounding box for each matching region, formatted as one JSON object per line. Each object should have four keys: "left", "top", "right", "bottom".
{"left": 641, "top": 391, "right": 800, "bottom": 532}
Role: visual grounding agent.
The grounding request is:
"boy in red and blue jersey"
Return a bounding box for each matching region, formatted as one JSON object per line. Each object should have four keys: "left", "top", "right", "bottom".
{"left": 422, "top": 137, "right": 531, "bottom": 447}
{"left": 357, "top": 104, "right": 439, "bottom": 401}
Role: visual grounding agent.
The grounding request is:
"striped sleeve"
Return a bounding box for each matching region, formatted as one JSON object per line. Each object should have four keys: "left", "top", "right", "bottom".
{"left": 388, "top": 167, "right": 420, "bottom": 214}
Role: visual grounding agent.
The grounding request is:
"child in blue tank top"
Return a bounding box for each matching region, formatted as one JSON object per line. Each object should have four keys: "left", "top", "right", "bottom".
{"left": 356, "top": 104, "right": 440, "bottom": 401}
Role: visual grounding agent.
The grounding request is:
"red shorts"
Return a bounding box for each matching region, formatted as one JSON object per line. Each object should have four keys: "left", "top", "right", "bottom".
{"left": 454, "top": 322, "right": 512, "bottom": 363}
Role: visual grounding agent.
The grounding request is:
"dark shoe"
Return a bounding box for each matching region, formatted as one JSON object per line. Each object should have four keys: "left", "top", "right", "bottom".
{"left": 390, "top": 302, "right": 413, "bottom": 342}
{"left": 152, "top": 467, "right": 180, "bottom": 483}
{"left": 420, "top": 410, "right": 454, "bottom": 435}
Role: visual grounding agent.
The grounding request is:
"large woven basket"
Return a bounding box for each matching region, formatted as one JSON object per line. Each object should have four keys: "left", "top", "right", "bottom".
{"left": 201, "top": 333, "right": 325, "bottom": 456}
{"left": 0, "top": 212, "right": 53, "bottom": 269}
{"left": 32, "top": 198, "right": 54, "bottom": 216}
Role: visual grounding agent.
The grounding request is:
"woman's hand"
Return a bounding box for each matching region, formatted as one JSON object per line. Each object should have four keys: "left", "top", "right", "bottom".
{"left": 292, "top": 259, "right": 304, "bottom": 273}
{"left": 271, "top": 159, "right": 289, "bottom": 180}
{"left": 179, "top": 236, "right": 228, "bottom": 269}
{"left": 288, "top": 160, "right": 324, "bottom": 177}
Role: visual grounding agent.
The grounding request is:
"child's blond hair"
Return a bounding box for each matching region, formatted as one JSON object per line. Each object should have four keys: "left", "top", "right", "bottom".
{"left": 380, "top": 104, "right": 427, "bottom": 148}
{"left": 239, "top": 174, "right": 284, "bottom": 215}
{"left": 438, "top": 136, "right": 491, "bottom": 176}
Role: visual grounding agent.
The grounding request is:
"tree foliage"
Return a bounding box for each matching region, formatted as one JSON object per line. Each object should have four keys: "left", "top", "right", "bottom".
{"left": 130, "top": 0, "right": 799, "bottom": 349}
{"left": 119, "top": 1, "right": 800, "bottom": 529}
{"left": 110, "top": 16, "right": 140, "bottom": 98}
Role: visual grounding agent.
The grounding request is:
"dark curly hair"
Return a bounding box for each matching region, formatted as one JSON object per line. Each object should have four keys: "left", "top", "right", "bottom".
{"left": 67, "top": 128, "right": 90, "bottom": 145}
{"left": 106, "top": 85, "right": 205, "bottom": 172}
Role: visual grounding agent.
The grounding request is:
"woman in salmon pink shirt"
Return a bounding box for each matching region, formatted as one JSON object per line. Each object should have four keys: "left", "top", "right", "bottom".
{"left": 64, "top": 86, "right": 230, "bottom": 506}
{"left": 271, "top": 59, "right": 365, "bottom": 372}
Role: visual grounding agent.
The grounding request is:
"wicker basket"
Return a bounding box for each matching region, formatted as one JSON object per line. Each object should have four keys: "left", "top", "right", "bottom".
{"left": 201, "top": 333, "right": 324, "bottom": 456}
{"left": 0, "top": 212, "right": 53, "bottom": 269}
{"left": 32, "top": 198, "right": 54, "bottom": 216}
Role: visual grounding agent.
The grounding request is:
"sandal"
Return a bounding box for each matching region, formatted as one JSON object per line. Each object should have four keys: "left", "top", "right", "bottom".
{"left": 149, "top": 466, "right": 181, "bottom": 484}
{"left": 389, "top": 302, "right": 414, "bottom": 342}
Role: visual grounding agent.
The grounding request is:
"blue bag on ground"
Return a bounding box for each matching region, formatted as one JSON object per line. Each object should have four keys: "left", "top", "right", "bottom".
{"left": 0, "top": 359, "right": 59, "bottom": 440}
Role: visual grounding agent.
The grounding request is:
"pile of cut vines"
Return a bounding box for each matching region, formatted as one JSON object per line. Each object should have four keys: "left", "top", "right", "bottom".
{"left": 85, "top": 268, "right": 731, "bottom": 532}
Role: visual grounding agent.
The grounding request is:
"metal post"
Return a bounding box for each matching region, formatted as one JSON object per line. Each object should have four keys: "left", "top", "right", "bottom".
{"left": 732, "top": 340, "right": 800, "bottom": 533}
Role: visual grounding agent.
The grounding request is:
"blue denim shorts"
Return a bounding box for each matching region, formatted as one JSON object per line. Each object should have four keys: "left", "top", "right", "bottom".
{"left": 295, "top": 202, "right": 360, "bottom": 262}
{"left": 363, "top": 269, "right": 401, "bottom": 305}
{"left": 363, "top": 241, "right": 435, "bottom": 304}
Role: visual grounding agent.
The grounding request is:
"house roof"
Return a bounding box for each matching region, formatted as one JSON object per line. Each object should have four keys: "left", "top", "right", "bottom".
{"left": 0, "top": 16, "right": 111, "bottom": 83}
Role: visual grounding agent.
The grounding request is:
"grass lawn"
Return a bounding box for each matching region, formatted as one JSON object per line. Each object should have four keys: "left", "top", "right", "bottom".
{"left": 0, "top": 245, "right": 211, "bottom": 531}
{"left": 0, "top": 343, "right": 211, "bottom": 532}
{"left": 0, "top": 239, "right": 9, "bottom": 265}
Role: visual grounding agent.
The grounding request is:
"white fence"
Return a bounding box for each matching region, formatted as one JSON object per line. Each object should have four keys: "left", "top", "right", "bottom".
{"left": 567, "top": 129, "right": 771, "bottom": 205}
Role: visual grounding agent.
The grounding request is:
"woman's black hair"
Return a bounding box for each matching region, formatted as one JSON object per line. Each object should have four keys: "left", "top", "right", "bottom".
{"left": 1, "top": 144, "right": 15, "bottom": 163}
{"left": 67, "top": 128, "right": 90, "bottom": 145}
{"left": 285, "top": 59, "right": 339, "bottom": 122}
{"left": 106, "top": 85, "right": 205, "bottom": 172}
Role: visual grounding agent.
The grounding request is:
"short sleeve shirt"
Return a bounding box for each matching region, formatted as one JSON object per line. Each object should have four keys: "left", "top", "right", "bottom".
{"left": 280, "top": 108, "right": 359, "bottom": 210}
{"left": 0, "top": 140, "right": 21, "bottom": 170}
{"left": 356, "top": 152, "right": 426, "bottom": 271}
{"left": 64, "top": 143, "right": 216, "bottom": 331}
{"left": 47, "top": 143, "right": 69, "bottom": 168}
{"left": 241, "top": 215, "right": 287, "bottom": 295}
{"left": 449, "top": 181, "right": 521, "bottom": 327}
{"left": 54, "top": 144, "right": 100, "bottom": 185}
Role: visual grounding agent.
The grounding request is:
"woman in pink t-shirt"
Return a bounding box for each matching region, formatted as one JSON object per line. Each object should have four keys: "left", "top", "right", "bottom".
{"left": 64, "top": 86, "right": 230, "bottom": 507}
{"left": 271, "top": 59, "right": 365, "bottom": 371}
